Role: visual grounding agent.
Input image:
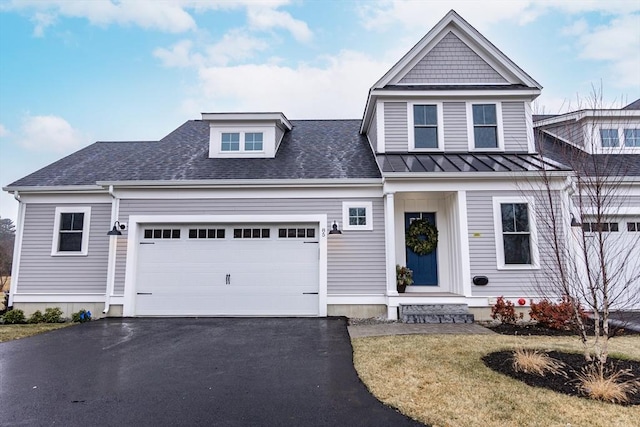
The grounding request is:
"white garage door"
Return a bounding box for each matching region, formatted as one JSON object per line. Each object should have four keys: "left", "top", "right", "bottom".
{"left": 584, "top": 217, "right": 640, "bottom": 310}
{"left": 135, "top": 224, "right": 320, "bottom": 316}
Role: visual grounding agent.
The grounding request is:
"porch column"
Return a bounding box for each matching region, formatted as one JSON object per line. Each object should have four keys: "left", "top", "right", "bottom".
{"left": 456, "top": 190, "right": 472, "bottom": 296}
{"left": 384, "top": 192, "right": 398, "bottom": 297}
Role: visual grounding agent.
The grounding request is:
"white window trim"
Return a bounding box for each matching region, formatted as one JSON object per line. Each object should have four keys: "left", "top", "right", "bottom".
{"left": 467, "top": 102, "right": 505, "bottom": 151}
{"left": 589, "top": 123, "right": 640, "bottom": 153}
{"left": 492, "top": 197, "right": 539, "bottom": 270}
{"left": 342, "top": 201, "right": 373, "bottom": 231}
{"left": 51, "top": 206, "right": 91, "bottom": 256}
{"left": 407, "top": 101, "right": 444, "bottom": 151}
{"left": 215, "top": 127, "right": 267, "bottom": 155}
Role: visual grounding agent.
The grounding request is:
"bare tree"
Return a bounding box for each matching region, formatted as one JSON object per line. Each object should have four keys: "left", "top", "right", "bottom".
{"left": 0, "top": 217, "right": 15, "bottom": 293}
{"left": 531, "top": 87, "right": 640, "bottom": 371}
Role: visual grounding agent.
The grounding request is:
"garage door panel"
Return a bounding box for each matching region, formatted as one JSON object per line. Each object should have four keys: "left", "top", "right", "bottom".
{"left": 135, "top": 224, "right": 320, "bottom": 316}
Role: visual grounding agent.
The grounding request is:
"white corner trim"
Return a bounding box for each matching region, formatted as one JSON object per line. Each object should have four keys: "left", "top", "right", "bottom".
{"left": 407, "top": 101, "right": 444, "bottom": 151}
{"left": 8, "top": 200, "right": 26, "bottom": 306}
{"left": 50, "top": 206, "right": 92, "bottom": 257}
{"left": 492, "top": 196, "right": 540, "bottom": 270}
{"left": 384, "top": 193, "right": 398, "bottom": 295}
{"left": 524, "top": 101, "right": 535, "bottom": 153}
{"left": 342, "top": 201, "right": 374, "bottom": 231}
{"left": 456, "top": 191, "right": 472, "bottom": 296}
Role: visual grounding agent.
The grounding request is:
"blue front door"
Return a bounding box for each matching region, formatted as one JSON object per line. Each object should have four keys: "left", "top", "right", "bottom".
{"left": 405, "top": 212, "right": 438, "bottom": 286}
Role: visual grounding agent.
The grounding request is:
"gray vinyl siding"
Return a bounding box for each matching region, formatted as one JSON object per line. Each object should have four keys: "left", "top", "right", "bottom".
{"left": 17, "top": 203, "right": 111, "bottom": 293}
{"left": 115, "top": 198, "right": 386, "bottom": 295}
{"left": 443, "top": 102, "right": 468, "bottom": 151}
{"left": 368, "top": 107, "right": 378, "bottom": 152}
{"left": 399, "top": 32, "right": 507, "bottom": 84}
{"left": 502, "top": 102, "right": 529, "bottom": 152}
{"left": 573, "top": 195, "right": 640, "bottom": 210}
{"left": 467, "top": 190, "right": 563, "bottom": 296}
{"left": 384, "top": 102, "right": 408, "bottom": 151}
{"left": 545, "top": 122, "right": 584, "bottom": 147}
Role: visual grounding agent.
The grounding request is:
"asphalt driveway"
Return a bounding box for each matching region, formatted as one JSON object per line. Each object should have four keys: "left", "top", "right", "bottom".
{"left": 0, "top": 318, "right": 424, "bottom": 427}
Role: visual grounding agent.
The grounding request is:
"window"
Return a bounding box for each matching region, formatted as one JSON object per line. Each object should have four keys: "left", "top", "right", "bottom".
{"left": 627, "top": 222, "right": 640, "bottom": 232}
{"left": 582, "top": 222, "right": 619, "bottom": 233}
{"left": 600, "top": 129, "right": 619, "bottom": 147}
{"left": 342, "top": 201, "right": 373, "bottom": 231}
{"left": 221, "top": 133, "right": 240, "bottom": 151}
{"left": 144, "top": 229, "right": 181, "bottom": 239}
{"left": 493, "top": 198, "right": 538, "bottom": 269}
{"left": 472, "top": 104, "right": 498, "bottom": 148}
{"left": 51, "top": 207, "right": 91, "bottom": 256}
{"left": 624, "top": 129, "right": 640, "bottom": 147}
{"left": 413, "top": 105, "right": 438, "bottom": 149}
{"left": 278, "top": 228, "right": 316, "bottom": 238}
{"left": 233, "top": 228, "right": 270, "bottom": 239}
{"left": 188, "top": 229, "right": 225, "bottom": 239}
{"left": 245, "top": 133, "right": 263, "bottom": 151}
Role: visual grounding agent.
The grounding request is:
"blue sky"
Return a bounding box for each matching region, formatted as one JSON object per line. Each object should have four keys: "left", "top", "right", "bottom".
{"left": 1, "top": 0, "right": 639, "bottom": 222}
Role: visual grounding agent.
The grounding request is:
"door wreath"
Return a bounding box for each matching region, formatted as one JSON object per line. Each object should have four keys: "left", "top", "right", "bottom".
{"left": 405, "top": 219, "right": 438, "bottom": 256}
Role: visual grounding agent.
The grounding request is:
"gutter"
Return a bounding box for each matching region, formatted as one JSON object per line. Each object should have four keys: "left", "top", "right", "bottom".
{"left": 103, "top": 185, "right": 119, "bottom": 314}
{"left": 95, "top": 178, "right": 384, "bottom": 188}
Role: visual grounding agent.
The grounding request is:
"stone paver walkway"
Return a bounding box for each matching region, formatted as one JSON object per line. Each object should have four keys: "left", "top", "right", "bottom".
{"left": 348, "top": 322, "right": 495, "bottom": 338}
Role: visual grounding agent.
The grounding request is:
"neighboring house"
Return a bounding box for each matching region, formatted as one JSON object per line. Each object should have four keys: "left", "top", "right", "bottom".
{"left": 6, "top": 10, "right": 630, "bottom": 320}
{"left": 534, "top": 101, "right": 640, "bottom": 310}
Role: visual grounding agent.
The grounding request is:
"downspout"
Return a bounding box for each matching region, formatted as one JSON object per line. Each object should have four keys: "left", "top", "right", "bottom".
{"left": 104, "top": 185, "right": 119, "bottom": 314}
{"left": 8, "top": 191, "right": 23, "bottom": 307}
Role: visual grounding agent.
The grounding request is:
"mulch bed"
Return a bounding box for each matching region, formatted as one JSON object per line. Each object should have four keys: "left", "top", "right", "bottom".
{"left": 487, "top": 321, "right": 640, "bottom": 337}
{"left": 483, "top": 351, "right": 640, "bottom": 406}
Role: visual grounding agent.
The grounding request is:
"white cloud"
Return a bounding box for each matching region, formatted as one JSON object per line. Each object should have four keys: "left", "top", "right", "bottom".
{"left": 191, "top": 50, "right": 392, "bottom": 119}
{"left": 573, "top": 14, "right": 640, "bottom": 88}
{"left": 561, "top": 18, "right": 588, "bottom": 37}
{"left": 0, "top": 124, "right": 9, "bottom": 138}
{"left": 246, "top": 5, "right": 312, "bottom": 42}
{"left": 17, "top": 115, "right": 88, "bottom": 152}
{"left": 154, "top": 39, "right": 202, "bottom": 68}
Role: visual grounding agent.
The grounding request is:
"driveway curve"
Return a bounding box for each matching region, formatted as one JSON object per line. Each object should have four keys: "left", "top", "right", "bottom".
{"left": 0, "top": 317, "right": 424, "bottom": 426}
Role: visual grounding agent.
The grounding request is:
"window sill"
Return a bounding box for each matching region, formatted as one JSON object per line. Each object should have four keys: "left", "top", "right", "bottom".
{"left": 496, "top": 264, "right": 539, "bottom": 271}
{"left": 51, "top": 252, "right": 89, "bottom": 257}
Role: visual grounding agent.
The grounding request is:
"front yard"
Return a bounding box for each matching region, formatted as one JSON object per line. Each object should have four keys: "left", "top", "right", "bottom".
{"left": 352, "top": 334, "right": 640, "bottom": 427}
{"left": 0, "top": 323, "right": 71, "bottom": 342}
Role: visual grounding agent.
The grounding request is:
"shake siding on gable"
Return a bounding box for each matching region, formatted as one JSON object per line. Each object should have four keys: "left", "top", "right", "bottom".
{"left": 443, "top": 102, "right": 468, "bottom": 151}
{"left": 384, "top": 102, "right": 408, "bottom": 151}
{"left": 399, "top": 32, "right": 507, "bottom": 84}
{"left": 466, "top": 190, "right": 561, "bottom": 296}
{"left": 17, "top": 203, "right": 111, "bottom": 293}
{"left": 502, "top": 102, "right": 529, "bottom": 152}
{"left": 114, "top": 198, "right": 386, "bottom": 296}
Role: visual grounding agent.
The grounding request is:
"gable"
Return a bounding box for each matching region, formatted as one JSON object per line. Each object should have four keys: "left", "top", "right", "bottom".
{"left": 398, "top": 32, "right": 507, "bottom": 85}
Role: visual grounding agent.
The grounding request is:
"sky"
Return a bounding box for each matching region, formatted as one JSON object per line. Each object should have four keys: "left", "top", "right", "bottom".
{"left": 0, "top": 0, "right": 639, "bottom": 222}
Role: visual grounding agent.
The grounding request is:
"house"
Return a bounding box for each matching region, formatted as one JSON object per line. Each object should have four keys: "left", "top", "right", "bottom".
{"left": 534, "top": 101, "right": 640, "bottom": 310}
{"left": 4, "top": 10, "right": 634, "bottom": 320}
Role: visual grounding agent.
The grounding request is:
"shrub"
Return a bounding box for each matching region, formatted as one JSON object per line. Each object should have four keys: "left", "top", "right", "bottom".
{"left": 28, "top": 310, "right": 45, "bottom": 324}
{"left": 490, "top": 296, "right": 522, "bottom": 324}
{"left": 71, "top": 309, "right": 92, "bottom": 323}
{"left": 529, "top": 297, "right": 585, "bottom": 330}
{"left": 43, "top": 307, "right": 63, "bottom": 323}
{"left": 511, "top": 348, "right": 566, "bottom": 377}
{"left": 576, "top": 364, "right": 640, "bottom": 404}
{"left": 3, "top": 309, "right": 26, "bottom": 324}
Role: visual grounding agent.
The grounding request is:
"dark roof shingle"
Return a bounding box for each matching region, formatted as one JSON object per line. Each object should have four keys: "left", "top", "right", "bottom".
{"left": 7, "top": 120, "right": 381, "bottom": 187}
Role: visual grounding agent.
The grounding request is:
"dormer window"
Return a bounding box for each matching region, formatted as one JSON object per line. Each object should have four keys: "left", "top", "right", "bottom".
{"left": 221, "top": 133, "right": 240, "bottom": 151}
{"left": 204, "top": 112, "right": 291, "bottom": 159}
{"left": 600, "top": 129, "right": 619, "bottom": 147}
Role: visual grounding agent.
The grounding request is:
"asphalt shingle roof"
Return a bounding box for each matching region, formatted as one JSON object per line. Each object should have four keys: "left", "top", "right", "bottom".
{"left": 7, "top": 120, "right": 381, "bottom": 187}
{"left": 537, "top": 133, "right": 640, "bottom": 177}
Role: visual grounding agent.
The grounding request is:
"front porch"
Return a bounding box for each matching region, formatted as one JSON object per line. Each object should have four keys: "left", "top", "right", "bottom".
{"left": 383, "top": 190, "right": 473, "bottom": 319}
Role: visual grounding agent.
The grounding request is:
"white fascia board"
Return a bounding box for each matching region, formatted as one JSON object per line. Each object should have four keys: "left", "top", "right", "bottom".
{"left": 534, "top": 110, "right": 640, "bottom": 128}
{"left": 96, "top": 178, "right": 383, "bottom": 188}
{"left": 583, "top": 207, "right": 640, "bottom": 216}
{"left": 3, "top": 185, "right": 104, "bottom": 193}
{"left": 370, "top": 89, "right": 541, "bottom": 98}
{"left": 201, "top": 112, "right": 292, "bottom": 130}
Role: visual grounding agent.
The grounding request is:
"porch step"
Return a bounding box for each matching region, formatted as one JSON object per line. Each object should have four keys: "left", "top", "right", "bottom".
{"left": 400, "top": 304, "right": 475, "bottom": 324}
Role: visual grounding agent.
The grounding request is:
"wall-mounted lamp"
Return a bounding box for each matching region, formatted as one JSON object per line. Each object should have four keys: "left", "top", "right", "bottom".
{"left": 328, "top": 221, "right": 342, "bottom": 235}
{"left": 107, "top": 221, "right": 125, "bottom": 236}
{"left": 570, "top": 214, "right": 582, "bottom": 227}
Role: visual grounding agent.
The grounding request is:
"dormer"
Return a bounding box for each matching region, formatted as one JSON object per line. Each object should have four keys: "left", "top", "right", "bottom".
{"left": 535, "top": 104, "right": 640, "bottom": 155}
{"left": 361, "top": 10, "right": 542, "bottom": 155}
{"left": 203, "top": 112, "right": 292, "bottom": 159}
